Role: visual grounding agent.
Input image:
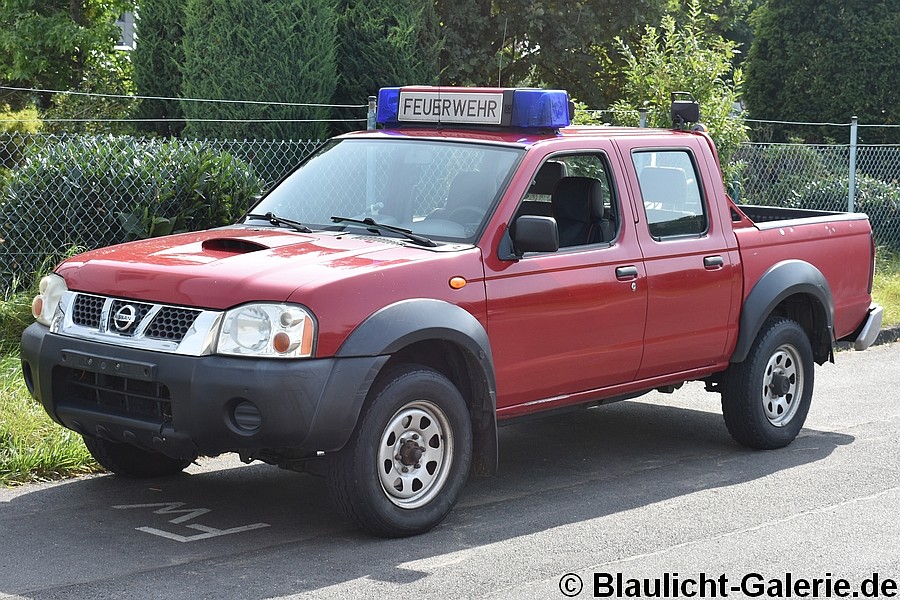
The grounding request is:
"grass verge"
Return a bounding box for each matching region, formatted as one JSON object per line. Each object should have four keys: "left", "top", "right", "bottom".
{"left": 1, "top": 354, "right": 100, "bottom": 486}
{"left": 874, "top": 252, "right": 900, "bottom": 327}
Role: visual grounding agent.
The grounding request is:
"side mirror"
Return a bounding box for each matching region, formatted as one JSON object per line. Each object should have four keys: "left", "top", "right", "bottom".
{"left": 514, "top": 215, "right": 559, "bottom": 254}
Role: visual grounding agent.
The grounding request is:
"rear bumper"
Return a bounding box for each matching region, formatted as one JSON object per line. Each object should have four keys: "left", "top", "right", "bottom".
{"left": 853, "top": 303, "right": 884, "bottom": 351}
{"left": 20, "top": 323, "right": 387, "bottom": 459}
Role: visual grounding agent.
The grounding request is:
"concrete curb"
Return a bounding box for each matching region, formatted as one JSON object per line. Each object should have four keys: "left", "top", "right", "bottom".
{"left": 835, "top": 324, "right": 900, "bottom": 351}
{"left": 873, "top": 324, "right": 900, "bottom": 346}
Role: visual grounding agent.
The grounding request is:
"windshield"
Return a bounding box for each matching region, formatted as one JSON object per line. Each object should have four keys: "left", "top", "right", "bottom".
{"left": 248, "top": 138, "right": 523, "bottom": 242}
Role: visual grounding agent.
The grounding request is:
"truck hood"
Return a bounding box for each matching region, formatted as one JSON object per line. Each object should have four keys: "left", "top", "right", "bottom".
{"left": 56, "top": 226, "right": 446, "bottom": 308}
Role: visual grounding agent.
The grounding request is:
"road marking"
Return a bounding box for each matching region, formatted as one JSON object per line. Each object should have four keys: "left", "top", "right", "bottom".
{"left": 136, "top": 522, "right": 271, "bottom": 543}
{"left": 113, "top": 501, "right": 270, "bottom": 543}
{"left": 113, "top": 502, "right": 210, "bottom": 523}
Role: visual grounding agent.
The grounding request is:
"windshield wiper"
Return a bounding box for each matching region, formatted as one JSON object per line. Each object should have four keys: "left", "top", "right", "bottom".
{"left": 331, "top": 216, "right": 438, "bottom": 247}
{"left": 245, "top": 212, "right": 312, "bottom": 233}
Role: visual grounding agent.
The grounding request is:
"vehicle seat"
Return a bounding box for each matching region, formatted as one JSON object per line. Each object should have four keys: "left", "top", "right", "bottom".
{"left": 528, "top": 160, "right": 568, "bottom": 196}
{"left": 551, "top": 177, "right": 611, "bottom": 246}
{"left": 431, "top": 171, "right": 494, "bottom": 220}
{"left": 638, "top": 166, "right": 688, "bottom": 211}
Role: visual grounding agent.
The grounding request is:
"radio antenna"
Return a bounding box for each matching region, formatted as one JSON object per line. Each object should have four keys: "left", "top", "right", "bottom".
{"left": 498, "top": 16, "right": 508, "bottom": 87}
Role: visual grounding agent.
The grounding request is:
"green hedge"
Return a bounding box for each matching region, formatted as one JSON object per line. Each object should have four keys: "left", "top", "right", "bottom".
{"left": 0, "top": 136, "right": 262, "bottom": 291}
{"left": 798, "top": 175, "right": 900, "bottom": 251}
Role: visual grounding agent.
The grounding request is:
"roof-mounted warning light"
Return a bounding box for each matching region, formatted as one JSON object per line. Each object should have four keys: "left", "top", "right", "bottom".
{"left": 671, "top": 91, "right": 700, "bottom": 129}
{"left": 376, "top": 87, "right": 572, "bottom": 130}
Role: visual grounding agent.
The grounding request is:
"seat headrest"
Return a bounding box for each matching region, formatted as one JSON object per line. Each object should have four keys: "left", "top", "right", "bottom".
{"left": 639, "top": 166, "right": 688, "bottom": 206}
{"left": 551, "top": 177, "right": 604, "bottom": 223}
{"left": 529, "top": 161, "right": 568, "bottom": 195}
{"left": 446, "top": 171, "right": 494, "bottom": 211}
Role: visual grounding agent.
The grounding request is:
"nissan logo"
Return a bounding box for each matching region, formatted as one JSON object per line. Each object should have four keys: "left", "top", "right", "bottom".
{"left": 112, "top": 305, "right": 137, "bottom": 332}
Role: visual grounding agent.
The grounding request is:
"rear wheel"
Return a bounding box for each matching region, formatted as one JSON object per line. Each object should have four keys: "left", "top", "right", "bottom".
{"left": 721, "top": 316, "right": 815, "bottom": 449}
{"left": 83, "top": 436, "right": 193, "bottom": 478}
{"left": 326, "top": 365, "right": 472, "bottom": 537}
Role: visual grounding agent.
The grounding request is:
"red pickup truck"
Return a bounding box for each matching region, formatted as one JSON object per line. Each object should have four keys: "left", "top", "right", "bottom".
{"left": 21, "top": 87, "right": 882, "bottom": 537}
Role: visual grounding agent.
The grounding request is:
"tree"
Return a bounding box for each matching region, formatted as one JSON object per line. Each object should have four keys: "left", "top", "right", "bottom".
{"left": 41, "top": 45, "right": 137, "bottom": 134}
{"left": 744, "top": 0, "right": 900, "bottom": 143}
{"left": 333, "top": 1, "right": 441, "bottom": 131}
{"left": 132, "top": 0, "right": 185, "bottom": 136}
{"left": 0, "top": 0, "right": 132, "bottom": 110}
{"left": 665, "top": 0, "right": 758, "bottom": 66}
{"left": 181, "top": 0, "right": 338, "bottom": 140}
{"left": 608, "top": 0, "right": 748, "bottom": 176}
{"left": 435, "top": 0, "right": 667, "bottom": 107}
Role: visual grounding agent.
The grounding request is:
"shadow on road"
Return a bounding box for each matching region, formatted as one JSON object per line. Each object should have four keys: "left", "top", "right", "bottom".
{"left": 0, "top": 397, "right": 853, "bottom": 599}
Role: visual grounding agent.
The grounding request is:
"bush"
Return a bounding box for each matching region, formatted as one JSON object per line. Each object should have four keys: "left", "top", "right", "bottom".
{"left": 735, "top": 144, "right": 842, "bottom": 206}
{"left": 609, "top": 0, "right": 748, "bottom": 181}
{"left": 0, "top": 105, "right": 41, "bottom": 179}
{"left": 795, "top": 175, "right": 900, "bottom": 251}
{"left": 0, "top": 135, "right": 262, "bottom": 291}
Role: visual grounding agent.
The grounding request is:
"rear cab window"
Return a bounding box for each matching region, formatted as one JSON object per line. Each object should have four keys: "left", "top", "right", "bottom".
{"left": 632, "top": 149, "right": 708, "bottom": 239}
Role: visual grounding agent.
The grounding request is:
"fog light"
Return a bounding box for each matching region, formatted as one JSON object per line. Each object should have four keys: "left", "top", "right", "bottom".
{"left": 232, "top": 400, "right": 262, "bottom": 434}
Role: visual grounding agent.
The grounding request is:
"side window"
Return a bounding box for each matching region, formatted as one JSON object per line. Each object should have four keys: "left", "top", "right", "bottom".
{"left": 516, "top": 153, "right": 620, "bottom": 249}
{"left": 633, "top": 150, "right": 707, "bottom": 239}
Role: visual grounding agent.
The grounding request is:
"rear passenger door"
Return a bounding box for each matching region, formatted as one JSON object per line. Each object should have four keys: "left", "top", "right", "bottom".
{"left": 617, "top": 140, "right": 740, "bottom": 379}
{"left": 484, "top": 147, "right": 648, "bottom": 411}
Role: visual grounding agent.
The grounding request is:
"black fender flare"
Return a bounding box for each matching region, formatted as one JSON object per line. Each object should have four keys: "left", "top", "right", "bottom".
{"left": 336, "top": 298, "right": 498, "bottom": 476}
{"left": 732, "top": 260, "right": 835, "bottom": 364}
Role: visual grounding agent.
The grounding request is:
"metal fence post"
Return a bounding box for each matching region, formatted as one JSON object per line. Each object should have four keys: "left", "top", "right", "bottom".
{"left": 639, "top": 108, "right": 648, "bottom": 128}
{"left": 367, "top": 96, "right": 377, "bottom": 131}
{"left": 848, "top": 115, "right": 858, "bottom": 212}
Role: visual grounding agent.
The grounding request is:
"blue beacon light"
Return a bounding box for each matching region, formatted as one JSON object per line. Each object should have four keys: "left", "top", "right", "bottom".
{"left": 376, "top": 87, "right": 571, "bottom": 129}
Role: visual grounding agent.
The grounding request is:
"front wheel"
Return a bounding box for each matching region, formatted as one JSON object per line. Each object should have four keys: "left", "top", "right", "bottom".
{"left": 326, "top": 365, "right": 473, "bottom": 537}
{"left": 721, "top": 316, "right": 815, "bottom": 449}
{"left": 83, "top": 436, "right": 193, "bottom": 478}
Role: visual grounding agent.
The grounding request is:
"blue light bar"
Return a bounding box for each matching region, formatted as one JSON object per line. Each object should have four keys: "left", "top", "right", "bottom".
{"left": 376, "top": 87, "right": 571, "bottom": 129}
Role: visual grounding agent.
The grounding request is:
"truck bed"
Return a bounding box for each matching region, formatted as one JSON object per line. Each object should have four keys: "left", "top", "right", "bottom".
{"left": 737, "top": 204, "right": 863, "bottom": 227}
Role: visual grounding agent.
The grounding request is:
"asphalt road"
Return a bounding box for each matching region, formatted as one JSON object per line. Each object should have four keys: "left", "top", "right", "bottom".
{"left": 2, "top": 342, "right": 899, "bottom": 600}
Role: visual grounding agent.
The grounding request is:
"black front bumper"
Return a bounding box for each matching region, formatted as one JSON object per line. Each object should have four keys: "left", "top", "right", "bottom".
{"left": 20, "top": 323, "right": 387, "bottom": 459}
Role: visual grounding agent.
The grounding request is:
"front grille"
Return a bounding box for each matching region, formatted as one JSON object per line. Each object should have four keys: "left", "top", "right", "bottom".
{"left": 107, "top": 300, "right": 153, "bottom": 336}
{"left": 55, "top": 366, "right": 173, "bottom": 422}
{"left": 146, "top": 307, "right": 201, "bottom": 340}
{"left": 72, "top": 294, "right": 105, "bottom": 329}
{"left": 67, "top": 293, "right": 202, "bottom": 344}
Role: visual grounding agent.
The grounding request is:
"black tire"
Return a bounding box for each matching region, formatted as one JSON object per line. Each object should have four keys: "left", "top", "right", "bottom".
{"left": 721, "top": 316, "right": 815, "bottom": 449}
{"left": 83, "top": 436, "right": 193, "bottom": 478}
{"left": 326, "top": 365, "right": 473, "bottom": 537}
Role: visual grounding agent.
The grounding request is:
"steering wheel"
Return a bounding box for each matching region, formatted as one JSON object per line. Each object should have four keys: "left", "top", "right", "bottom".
{"left": 447, "top": 205, "right": 486, "bottom": 224}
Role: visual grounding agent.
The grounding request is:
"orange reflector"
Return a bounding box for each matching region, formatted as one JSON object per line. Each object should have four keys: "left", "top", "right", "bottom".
{"left": 300, "top": 321, "right": 314, "bottom": 356}
{"left": 31, "top": 296, "right": 43, "bottom": 319}
{"left": 449, "top": 276, "right": 467, "bottom": 289}
{"left": 273, "top": 331, "right": 292, "bottom": 354}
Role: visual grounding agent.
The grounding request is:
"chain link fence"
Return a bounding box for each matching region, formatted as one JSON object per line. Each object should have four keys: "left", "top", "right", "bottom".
{"left": 2, "top": 131, "right": 899, "bottom": 294}
{"left": 733, "top": 143, "right": 900, "bottom": 251}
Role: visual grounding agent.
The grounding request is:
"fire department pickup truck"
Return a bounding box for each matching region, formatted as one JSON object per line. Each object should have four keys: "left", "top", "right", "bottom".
{"left": 21, "top": 87, "right": 883, "bottom": 537}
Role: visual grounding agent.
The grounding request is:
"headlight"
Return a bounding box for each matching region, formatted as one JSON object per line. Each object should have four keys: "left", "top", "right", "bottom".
{"left": 32, "top": 274, "right": 68, "bottom": 327}
{"left": 216, "top": 303, "right": 316, "bottom": 358}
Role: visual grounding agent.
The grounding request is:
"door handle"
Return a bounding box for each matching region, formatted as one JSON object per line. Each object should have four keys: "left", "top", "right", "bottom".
{"left": 703, "top": 255, "right": 725, "bottom": 269}
{"left": 615, "top": 266, "right": 639, "bottom": 280}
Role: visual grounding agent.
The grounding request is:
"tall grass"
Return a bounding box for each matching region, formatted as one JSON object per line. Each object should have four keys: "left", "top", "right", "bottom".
{"left": 0, "top": 270, "right": 100, "bottom": 485}
{"left": 874, "top": 251, "right": 900, "bottom": 326}
{"left": 0, "top": 355, "right": 100, "bottom": 485}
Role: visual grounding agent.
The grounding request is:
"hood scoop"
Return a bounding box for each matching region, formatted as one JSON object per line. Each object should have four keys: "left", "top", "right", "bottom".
{"left": 201, "top": 237, "right": 270, "bottom": 255}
